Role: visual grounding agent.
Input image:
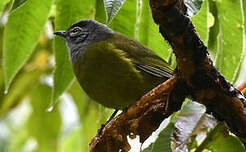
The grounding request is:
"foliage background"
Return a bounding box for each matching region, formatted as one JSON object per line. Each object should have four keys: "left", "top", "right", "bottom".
{"left": 0, "top": 0, "right": 245, "bottom": 151}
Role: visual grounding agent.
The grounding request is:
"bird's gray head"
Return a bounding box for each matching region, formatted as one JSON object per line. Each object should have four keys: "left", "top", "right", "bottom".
{"left": 54, "top": 19, "right": 114, "bottom": 63}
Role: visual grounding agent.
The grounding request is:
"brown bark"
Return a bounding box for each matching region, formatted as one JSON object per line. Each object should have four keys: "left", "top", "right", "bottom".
{"left": 150, "top": 0, "right": 246, "bottom": 144}
{"left": 90, "top": 76, "right": 189, "bottom": 151}
{"left": 90, "top": 0, "right": 246, "bottom": 151}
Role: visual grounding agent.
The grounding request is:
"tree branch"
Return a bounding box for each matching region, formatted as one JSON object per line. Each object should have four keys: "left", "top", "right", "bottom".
{"left": 90, "top": 0, "right": 246, "bottom": 151}
{"left": 90, "top": 75, "right": 189, "bottom": 151}
{"left": 150, "top": 0, "right": 246, "bottom": 143}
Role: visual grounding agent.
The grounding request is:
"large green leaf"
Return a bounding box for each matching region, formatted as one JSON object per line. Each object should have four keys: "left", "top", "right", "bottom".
{"left": 143, "top": 123, "right": 174, "bottom": 152}
{"left": 0, "top": 28, "right": 4, "bottom": 101}
{"left": 191, "top": 0, "right": 209, "bottom": 44}
{"left": 208, "top": 0, "right": 219, "bottom": 57}
{"left": 234, "top": 0, "right": 246, "bottom": 84}
{"left": 210, "top": 0, "right": 244, "bottom": 82}
{"left": 138, "top": 0, "right": 170, "bottom": 59}
{"left": 3, "top": 0, "right": 53, "bottom": 91}
{"left": 109, "top": 0, "right": 137, "bottom": 38}
{"left": 52, "top": 0, "right": 96, "bottom": 104}
{"left": 196, "top": 123, "right": 245, "bottom": 152}
{"left": 10, "top": 0, "right": 27, "bottom": 12}
{"left": 104, "top": 0, "right": 125, "bottom": 23}
{"left": 95, "top": 0, "right": 107, "bottom": 24}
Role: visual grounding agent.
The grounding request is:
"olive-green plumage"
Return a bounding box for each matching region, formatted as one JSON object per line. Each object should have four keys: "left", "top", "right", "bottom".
{"left": 54, "top": 19, "right": 173, "bottom": 109}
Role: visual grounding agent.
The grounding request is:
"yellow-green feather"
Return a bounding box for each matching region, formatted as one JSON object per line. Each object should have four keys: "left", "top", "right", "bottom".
{"left": 73, "top": 35, "right": 172, "bottom": 109}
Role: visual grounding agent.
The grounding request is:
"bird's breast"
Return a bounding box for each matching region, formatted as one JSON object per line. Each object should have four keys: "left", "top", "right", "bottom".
{"left": 72, "top": 41, "right": 161, "bottom": 109}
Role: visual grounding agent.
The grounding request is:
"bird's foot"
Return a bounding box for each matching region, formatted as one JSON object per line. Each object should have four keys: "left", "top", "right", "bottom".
{"left": 97, "top": 109, "right": 119, "bottom": 135}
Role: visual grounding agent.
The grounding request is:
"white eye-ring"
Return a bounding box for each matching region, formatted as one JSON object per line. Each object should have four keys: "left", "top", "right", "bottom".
{"left": 70, "top": 27, "right": 82, "bottom": 37}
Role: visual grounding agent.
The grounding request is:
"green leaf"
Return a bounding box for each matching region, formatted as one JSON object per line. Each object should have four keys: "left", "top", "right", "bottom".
{"left": 173, "top": 101, "right": 217, "bottom": 151}
{"left": 138, "top": 0, "right": 170, "bottom": 59}
{"left": 68, "top": 80, "right": 89, "bottom": 119}
{"left": 210, "top": 0, "right": 244, "bottom": 82}
{"left": 104, "top": 0, "right": 125, "bottom": 24}
{"left": 208, "top": 0, "right": 220, "bottom": 57}
{"left": 143, "top": 123, "right": 174, "bottom": 152}
{"left": 95, "top": 0, "right": 107, "bottom": 24}
{"left": 10, "top": 0, "right": 27, "bottom": 12}
{"left": 109, "top": 0, "right": 137, "bottom": 38}
{"left": 60, "top": 127, "right": 83, "bottom": 152}
{"left": 68, "top": 80, "right": 113, "bottom": 151}
{"left": 0, "top": 70, "right": 42, "bottom": 117}
{"left": 196, "top": 123, "right": 245, "bottom": 152}
{"left": 0, "top": 25, "right": 4, "bottom": 59}
{"left": 144, "top": 101, "right": 217, "bottom": 152}
{"left": 233, "top": 0, "right": 246, "bottom": 84}
{"left": 28, "top": 83, "right": 62, "bottom": 152}
{"left": 3, "top": 0, "right": 53, "bottom": 91}
{"left": 191, "top": 0, "right": 209, "bottom": 44}
{"left": 80, "top": 103, "right": 109, "bottom": 152}
{"left": 52, "top": 0, "right": 96, "bottom": 104}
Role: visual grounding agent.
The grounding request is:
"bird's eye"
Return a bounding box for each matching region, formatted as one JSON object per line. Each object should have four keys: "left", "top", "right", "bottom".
{"left": 70, "top": 27, "right": 82, "bottom": 37}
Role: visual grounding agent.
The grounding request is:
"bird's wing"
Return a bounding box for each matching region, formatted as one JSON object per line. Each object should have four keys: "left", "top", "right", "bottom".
{"left": 136, "top": 63, "right": 173, "bottom": 78}
{"left": 107, "top": 33, "right": 174, "bottom": 78}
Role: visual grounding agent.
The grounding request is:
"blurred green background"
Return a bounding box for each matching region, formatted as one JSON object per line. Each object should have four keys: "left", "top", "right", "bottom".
{"left": 0, "top": 0, "right": 245, "bottom": 151}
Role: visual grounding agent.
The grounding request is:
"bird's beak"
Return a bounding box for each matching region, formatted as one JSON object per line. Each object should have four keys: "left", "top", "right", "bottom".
{"left": 54, "top": 30, "right": 66, "bottom": 38}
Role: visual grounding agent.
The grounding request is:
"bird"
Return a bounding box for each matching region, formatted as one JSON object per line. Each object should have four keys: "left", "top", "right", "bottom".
{"left": 54, "top": 19, "right": 173, "bottom": 115}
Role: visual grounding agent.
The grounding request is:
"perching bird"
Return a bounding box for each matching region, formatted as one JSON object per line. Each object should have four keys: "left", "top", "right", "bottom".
{"left": 54, "top": 19, "right": 173, "bottom": 110}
